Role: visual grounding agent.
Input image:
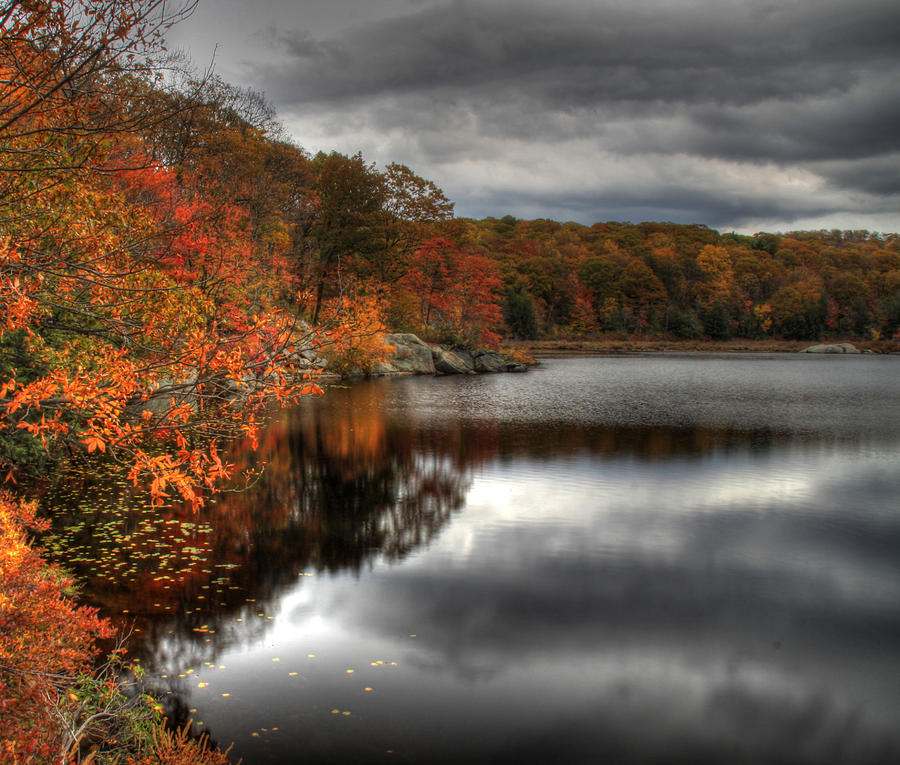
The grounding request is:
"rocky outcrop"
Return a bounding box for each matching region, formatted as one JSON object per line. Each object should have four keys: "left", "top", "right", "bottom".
{"left": 431, "top": 346, "right": 476, "bottom": 375}
{"left": 800, "top": 343, "right": 861, "bottom": 354}
{"left": 318, "top": 332, "right": 532, "bottom": 378}
{"left": 379, "top": 333, "right": 436, "bottom": 375}
{"left": 286, "top": 348, "right": 328, "bottom": 372}
{"left": 472, "top": 349, "right": 508, "bottom": 373}
{"left": 454, "top": 349, "right": 476, "bottom": 370}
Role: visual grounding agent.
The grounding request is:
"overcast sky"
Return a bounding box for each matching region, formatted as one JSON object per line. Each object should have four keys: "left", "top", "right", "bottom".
{"left": 166, "top": 0, "right": 900, "bottom": 234}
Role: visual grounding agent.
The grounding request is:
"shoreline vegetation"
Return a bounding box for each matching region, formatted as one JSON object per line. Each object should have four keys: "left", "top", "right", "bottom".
{"left": 2, "top": 0, "right": 899, "bottom": 762}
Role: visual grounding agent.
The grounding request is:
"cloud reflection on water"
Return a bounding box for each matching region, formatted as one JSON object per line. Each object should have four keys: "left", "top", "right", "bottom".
{"left": 42, "top": 356, "right": 900, "bottom": 764}
{"left": 263, "top": 443, "right": 900, "bottom": 763}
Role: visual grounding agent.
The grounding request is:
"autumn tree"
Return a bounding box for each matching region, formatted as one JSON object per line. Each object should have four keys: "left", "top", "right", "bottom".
{"left": 824, "top": 272, "right": 870, "bottom": 335}
{"left": 769, "top": 281, "right": 825, "bottom": 339}
{"left": 502, "top": 288, "right": 538, "bottom": 339}
{"left": 399, "top": 238, "right": 503, "bottom": 347}
{"left": 0, "top": 1, "right": 321, "bottom": 505}
{"left": 137, "top": 74, "right": 315, "bottom": 305}
{"left": 578, "top": 255, "right": 623, "bottom": 316}
{"left": 305, "top": 151, "right": 382, "bottom": 322}
{"left": 0, "top": 493, "right": 111, "bottom": 760}
{"left": 369, "top": 161, "right": 454, "bottom": 283}
{"left": 617, "top": 259, "right": 668, "bottom": 334}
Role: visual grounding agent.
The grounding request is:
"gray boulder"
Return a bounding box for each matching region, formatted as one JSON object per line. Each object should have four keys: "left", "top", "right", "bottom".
{"left": 289, "top": 349, "right": 327, "bottom": 370}
{"left": 136, "top": 375, "right": 199, "bottom": 415}
{"left": 383, "top": 333, "right": 436, "bottom": 375}
{"left": 371, "top": 359, "right": 402, "bottom": 376}
{"left": 801, "top": 343, "right": 860, "bottom": 354}
{"left": 431, "top": 346, "right": 476, "bottom": 375}
{"left": 454, "top": 349, "right": 476, "bottom": 370}
{"left": 473, "top": 349, "right": 507, "bottom": 373}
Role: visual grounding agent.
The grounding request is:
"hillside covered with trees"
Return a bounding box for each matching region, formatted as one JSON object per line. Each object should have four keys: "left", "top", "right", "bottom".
{"left": 467, "top": 220, "right": 900, "bottom": 344}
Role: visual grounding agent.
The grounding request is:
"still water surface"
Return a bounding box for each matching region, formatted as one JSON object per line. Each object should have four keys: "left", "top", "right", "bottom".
{"left": 45, "top": 354, "right": 900, "bottom": 764}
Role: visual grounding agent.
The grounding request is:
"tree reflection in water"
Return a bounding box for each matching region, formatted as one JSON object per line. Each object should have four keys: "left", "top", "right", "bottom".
{"left": 40, "top": 380, "right": 482, "bottom": 670}
{"left": 40, "top": 374, "right": 894, "bottom": 678}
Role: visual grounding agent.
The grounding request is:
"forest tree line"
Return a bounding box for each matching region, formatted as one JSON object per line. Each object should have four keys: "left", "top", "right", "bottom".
{"left": 468, "top": 220, "right": 900, "bottom": 343}
{"left": 124, "top": 77, "right": 900, "bottom": 346}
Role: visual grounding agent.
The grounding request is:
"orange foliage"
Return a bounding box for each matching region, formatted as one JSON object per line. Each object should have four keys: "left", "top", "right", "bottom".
{"left": 0, "top": 493, "right": 113, "bottom": 762}
{"left": 317, "top": 292, "right": 395, "bottom": 375}
{"left": 0, "top": 3, "right": 323, "bottom": 507}
{"left": 122, "top": 723, "right": 231, "bottom": 765}
{"left": 399, "top": 237, "right": 503, "bottom": 347}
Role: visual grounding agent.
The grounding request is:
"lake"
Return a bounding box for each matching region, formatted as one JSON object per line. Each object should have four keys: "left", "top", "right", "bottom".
{"left": 43, "top": 353, "right": 900, "bottom": 764}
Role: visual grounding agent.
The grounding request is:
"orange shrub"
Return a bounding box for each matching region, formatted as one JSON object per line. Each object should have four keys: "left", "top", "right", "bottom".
{"left": 0, "top": 493, "right": 112, "bottom": 761}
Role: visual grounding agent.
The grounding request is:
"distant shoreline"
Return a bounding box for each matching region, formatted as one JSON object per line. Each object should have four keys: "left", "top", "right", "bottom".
{"left": 508, "top": 337, "right": 900, "bottom": 357}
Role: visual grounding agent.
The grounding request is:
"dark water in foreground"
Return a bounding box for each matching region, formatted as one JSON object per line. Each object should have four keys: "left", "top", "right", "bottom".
{"left": 44, "top": 354, "right": 900, "bottom": 764}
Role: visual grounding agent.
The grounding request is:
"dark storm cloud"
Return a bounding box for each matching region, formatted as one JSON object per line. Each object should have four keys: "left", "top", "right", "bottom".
{"left": 231, "top": 0, "right": 900, "bottom": 230}
{"left": 267, "top": 0, "right": 898, "bottom": 108}
{"left": 815, "top": 153, "right": 900, "bottom": 196}
{"left": 456, "top": 183, "right": 842, "bottom": 230}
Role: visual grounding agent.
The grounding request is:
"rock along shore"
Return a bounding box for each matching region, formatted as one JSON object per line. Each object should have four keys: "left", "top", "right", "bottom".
{"left": 799, "top": 342, "right": 864, "bottom": 354}
{"left": 327, "top": 332, "right": 532, "bottom": 378}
